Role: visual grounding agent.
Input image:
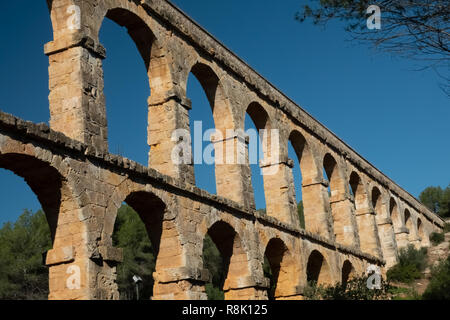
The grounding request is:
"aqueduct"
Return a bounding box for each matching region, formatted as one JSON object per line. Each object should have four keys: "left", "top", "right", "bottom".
{"left": 0, "top": 0, "right": 444, "bottom": 300}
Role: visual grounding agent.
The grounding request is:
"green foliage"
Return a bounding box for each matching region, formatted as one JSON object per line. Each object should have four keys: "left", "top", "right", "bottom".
{"left": 389, "top": 286, "right": 421, "bottom": 300}
{"left": 0, "top": 209, "right": 51, "bottom": 300}
{"left": 202, "top": 234, "right": 224, "bottom": 300}
{"left": 387, "top": 264, "right": 422, "bottom": 284}
{"left": 419, "top": 185, "right": 450, "bottom": 218}
{"left": 303, "top": 281, "right": 323, "bottom": 300}
{"left": 429, "top": 232, "right": 445, "bottom": 246}
{"left": 295, "top": 1, "right": 449, "bottom": 93}
{"left": 297, "top": 201, "right": 305, "bottom": 229}
{"left": 422, "top": 256, "right": 450, "bottom": 300}
{"left": 204, "top": 283, "right": 224, "bottom": 300}
{"left": 443, "top": 223, "right": 450, "bottom": 233}
{"left": 112, "top": 205, "right": 155, "bottom": 300}
{"left": 304, "top": 276, "right": 391, "bottom": 300}
{"left": 387, "top": 245, "right": 428, "bottom": 284}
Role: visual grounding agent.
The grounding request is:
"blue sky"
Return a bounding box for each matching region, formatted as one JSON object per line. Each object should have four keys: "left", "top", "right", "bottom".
{"left": 0, "top": 0, "right": 448, "bottom": 224}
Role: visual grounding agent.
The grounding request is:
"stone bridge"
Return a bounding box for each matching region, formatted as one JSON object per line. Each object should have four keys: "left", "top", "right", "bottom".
{"left": 0, "top": 0, "right": 444, "bottom": 300}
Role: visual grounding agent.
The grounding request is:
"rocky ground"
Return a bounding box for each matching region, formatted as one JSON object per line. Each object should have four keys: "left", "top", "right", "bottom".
{"left": 391, "top": 232, "right": 450, "bottom": 298}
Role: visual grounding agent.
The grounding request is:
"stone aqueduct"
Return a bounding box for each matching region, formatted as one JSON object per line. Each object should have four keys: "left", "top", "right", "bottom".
{"left": 0, "top": 0, "right": 444, "bottom": 300}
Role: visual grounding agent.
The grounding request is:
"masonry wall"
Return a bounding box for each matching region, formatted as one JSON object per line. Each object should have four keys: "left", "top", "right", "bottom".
{"left": 0, "top": 0, "right": 445, "bottom": 300}
{"left": 0, "top": 112, "right": 443, "bottom": 299}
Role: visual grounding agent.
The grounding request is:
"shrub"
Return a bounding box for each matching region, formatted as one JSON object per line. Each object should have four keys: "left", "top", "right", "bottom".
{"left": 422, "top": 256, "right": 450, "bottom": 300}
{"left": 304, "top": 276, "right": 391, "bottom": 300}
{"left": 443, "top": 223, "right": 450, "bottom": 233}
{"left": 387, "top": 264, "right": 421, "bottom": 284}
{"left": 303, "top": 281, "right": 323, "bottom": 300}
{"left": 429, "top": 232, "right": 445, "bottom": 245}
{"left": 205, "top": 283, "right": 224, "bottom": 300}
{"left": 387, "top": 245, "right": 428, "bottom": 284}
{"left": 389, "top": 286, "right": 421, "bottom": 300}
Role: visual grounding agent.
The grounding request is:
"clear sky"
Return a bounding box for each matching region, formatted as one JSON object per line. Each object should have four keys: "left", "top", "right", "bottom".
{"left": 0, "top": 0, "right": 448, "bottom": 225}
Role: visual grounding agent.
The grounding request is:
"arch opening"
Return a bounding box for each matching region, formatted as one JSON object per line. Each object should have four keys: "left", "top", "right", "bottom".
{"left": 289, "top": 131, "right": 317, "bottom": 229}
{"left": 263, "top": 238, "right": 294, "bottom": 300}
{"left": 349, "top": 172, "right": 364, "bottom": 210}
{"left": 112, "top": 191, "right": 166, "bottom": 300}
{"left": 417, "top": 218, "right": 428, "bottom": 247}
{"left": 372, "top": 187, "right": 399, "bottom": 266}
{"left": 100, "top": 9, "right": 157, "bottom": 165}
{"left": 190, "top": 63, "right": 234, "bottom": 134}
{"left": 203, "top": 221, "right": 250, "bottom": 300}
{"left": 202, "top": 233, "right": 225, "bottom": 300}
{"left": 0, "top": 153, "right": 64, "bottom": 241}
{"left": 245, "top": 103, "right": 270, "bottom": 211}
{"left": 350, "top": 172, "right": 379, "bottom": 255}
{"left": 341, "top": 260, "right": 355, "bottom": 287}
{"left": 323, "top": 153, "right": 355, "bottom": 245}
{"left": 0, "top": 152, "right": 72, "bottom": 299}
{"left": 404, "top": 209, "right": 414, "bottom": 240}
{"left": 389, "top": 198, "right": 402, "bottom": 232}
{"left": 187, "top": 66, "right": 220, "bottom": 194}
{"left": 323, "top": 153, "right": 343, "bottom": 200}
{"left": 372, "top": 187, "right": 383, "bottom": 219}
{"left": 306, "top": 250, "right": 332, "bottom": 286}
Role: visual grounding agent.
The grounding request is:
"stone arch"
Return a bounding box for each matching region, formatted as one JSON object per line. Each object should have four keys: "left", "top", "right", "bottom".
{"left": 0, "top": 144, "right": 88, "bottom": 299}
{"left": 187, "top": 61, "right": 241, "bottom": 203}
{"left": 46, "top": 0, "right": 176, "bottom": 155}
{"left": 390, "top": 197, "right": 410, "bottom": 248}
{"left": 263, "top": 238, "right": 297, "bottom": 299}
{"left": 246, "top": 102, "right": 272, "bottom": 140}
{"left": 122, "top": 191, "right": 166, "bottom": 257}
{"left": 288, "top": 132, "right": 333, "bottom": 237}
{"left": 203, "top": 220, "right": 252, "bottom": 300}
{"left": 0, "top": 153, "right": 63, "bottom": 241}
{"left": 109, "top": 191, "right": 166, "bottom": 299}
{"left": 323, "top": 153, "right": 341, "bottom": 194}
{"left": 244, "top": 101, "right": 272, "bottom": 214}
{"left": 371, "top": 187, "right": 384, "bottom": 220}
{"left": 245, "top": 102, "right": 273, "bottom": 175}
{"left": 349, "top": 172, "right": 366, "bottom": 212}
{"left": 341, "top": 260, "right": 355, "bottom": 286}
{"left": 100, "top": 7, "right": 173, "bottom": 96}
{"left": 372, "top": 187, "right": 398, "bottom": 267}
{"left": 98, "top": 7, "right": 175, "bottom": 158}
{"left": 389, "top": 198, "right": 402, "bottom": 232}
{"left": 306, "top": 250, "right": 332, "bottom": 286}
{"left": 417, "top": 218, "right": 430, "bottom": 247}
{"left": 349, "top": 172, "right": 380, "bottom": 256}
{"left": 102, "top": 183, "right": 184, "bottom": 299}
{"left": 417, "top": 218, "right": 424, "bottom": 238}
{"left": 0, "top": 152, "right": 84, "bottom": 251}
{"left": 103, "top": 184, "right": 173, "bottom": 245}
{"left": 404, "top": 209, "right": 414, "bottom": 239}
{"left": 289, "top": 130, "right": 319, "bottom": 186}
{"left": 189, "top": 62, "right": 235, "bottom": 133}
{"left": 323, "top": 153, "right": 357, "bottom": 246}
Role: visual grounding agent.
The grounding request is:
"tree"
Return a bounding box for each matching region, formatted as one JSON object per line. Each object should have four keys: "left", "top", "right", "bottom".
{"left": 0, "top": 209, "right": 51, "bottom": 300}
{"left": 386, "top": 244, "right": 428, "bottom": 283}
{"left": 422, "top": 255, "right": 450, "bottom": 300}
{"left": 295, "top": 0, "right": 450, "bottom": 94}
{"left": 202, "top": 235, "right": 224, "bottom": 300}
{"left": 112, "top": 205, "right": 155, "bottom": 300}
{"left": 419, "top": 185, "right": 450, "bottom": 218}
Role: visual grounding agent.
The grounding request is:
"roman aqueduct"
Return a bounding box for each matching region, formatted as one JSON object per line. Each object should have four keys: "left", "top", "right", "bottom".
{"left": 0, "top": 0, "right": 444, "bottom": 300}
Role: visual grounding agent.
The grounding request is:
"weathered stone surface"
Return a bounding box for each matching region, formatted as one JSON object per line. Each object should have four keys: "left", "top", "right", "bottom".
{"left": 0, "top": 0, "right": 444, "bottom": 300}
